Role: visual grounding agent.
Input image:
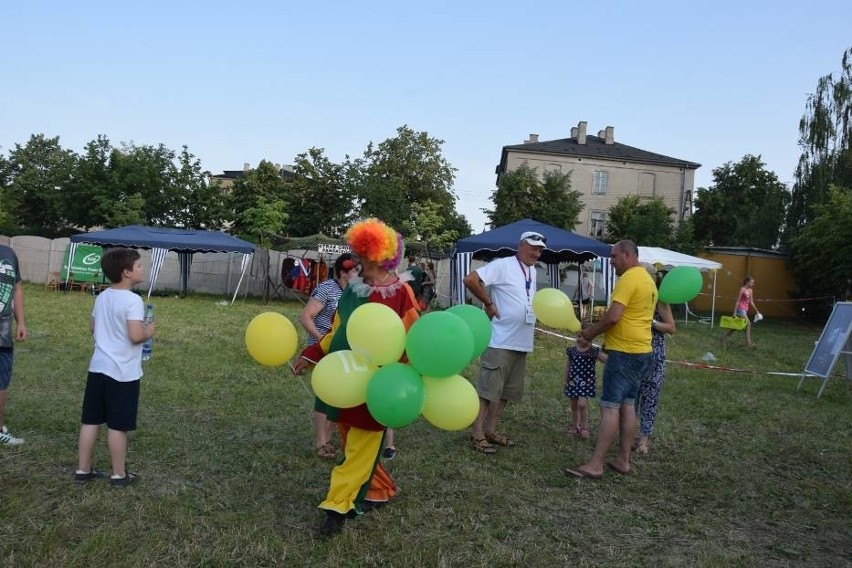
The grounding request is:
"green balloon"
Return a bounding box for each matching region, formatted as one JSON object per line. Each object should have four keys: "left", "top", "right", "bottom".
{"left": 658, "top": 266, "right": 703, "bottom": 304}
{"left": 447, "top": 304, "right": 492, "bottom": 358}
{"left": 365, "top": 363, "right": 425, "bottom": 428}
{"left": 405, "top": 312, "right": 475, "bottom": 378}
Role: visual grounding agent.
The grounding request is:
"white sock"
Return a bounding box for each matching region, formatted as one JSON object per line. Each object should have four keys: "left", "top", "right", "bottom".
{"left": 75, "top": 470, "right": 89, "bottom": 475}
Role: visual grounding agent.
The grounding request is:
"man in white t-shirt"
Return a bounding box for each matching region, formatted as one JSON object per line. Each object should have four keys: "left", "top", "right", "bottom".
{"left": 463, "top": 231, "right": 545, "bottom": 454}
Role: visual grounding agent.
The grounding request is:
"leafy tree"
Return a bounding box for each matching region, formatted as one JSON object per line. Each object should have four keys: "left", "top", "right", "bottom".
{"left": 692, "top": 155, "right": 790, "bottom": 249}
{"left": 485, "top": 163, "right": 584, "bottom": 229}
{"left": 284, "top": 147, "right": 352, "bottom": 237}
{"left": 355, "top": 126, "right": 462, "bottom": 236}
{"left": 64, "top": 135, "right": 118, "bottom": 230}
{"left": 405, "top": 202, "right": 463, "bottom": 256}
{"left": 169, "top": 146, "right": 227, "bottom": 229}
{"left": 790, "top": 186, "right": 852, "bottom": 299}
{"left": 0, "top": 151, "right": 12, "bottom": 232}
{"left": 111, "top": 142, "right": 179, "bottom": 226}
{"left": 670, "top": 216, "right": 700, "bottom": 256}
{"left": 605, "top": 195, "right": 675, "bottom": 247}
{"left": 237, "top": 196, "right": 288, "bottom": 246}
{"left": 786, "top": 47, "right": 852, "bottom": 248}
{"left": 2, "top": 134, "right": 77, "bottom": 236}
{"left": 228, "top": 160, "right": 289, "bottom": 241}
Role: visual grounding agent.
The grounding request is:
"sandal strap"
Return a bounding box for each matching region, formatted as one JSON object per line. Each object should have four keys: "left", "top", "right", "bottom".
{"left": 471, "top": 437, "right": 496, "bottom": 454}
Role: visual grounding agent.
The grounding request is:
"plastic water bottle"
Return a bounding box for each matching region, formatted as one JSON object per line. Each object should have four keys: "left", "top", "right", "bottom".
{"left": 141, "top": 304, "right": 154, "bottom": 361}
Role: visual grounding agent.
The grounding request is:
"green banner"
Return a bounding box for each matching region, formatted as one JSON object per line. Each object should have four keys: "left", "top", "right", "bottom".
{"left": 62, "top": 244, "right": 103, "bottom": 283}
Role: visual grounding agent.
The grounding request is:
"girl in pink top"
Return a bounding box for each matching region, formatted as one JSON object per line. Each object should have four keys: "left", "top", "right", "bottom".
{"left": 723, "top": 276, "right": 761, "bottom": 347}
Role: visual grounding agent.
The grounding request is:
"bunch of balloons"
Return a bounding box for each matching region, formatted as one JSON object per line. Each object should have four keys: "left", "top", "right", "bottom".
{"left": 310, "top": 303, "right": 492, "bottom": 431}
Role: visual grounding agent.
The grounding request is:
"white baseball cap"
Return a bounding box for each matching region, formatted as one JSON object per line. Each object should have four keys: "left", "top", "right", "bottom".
{"left": 520, "top": 231, "right": 547, "bottom": 247}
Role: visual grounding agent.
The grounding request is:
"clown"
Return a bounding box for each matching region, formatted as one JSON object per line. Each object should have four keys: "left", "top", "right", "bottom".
{"left": 293, "top": 218, "right": 419, "bottom": 537}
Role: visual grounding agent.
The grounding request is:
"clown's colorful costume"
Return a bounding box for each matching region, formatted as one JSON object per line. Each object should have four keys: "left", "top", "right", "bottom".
{"left": 301, "top": 276, "right": 419, "bottom": 515}
{"left": 297, "top": 218, "right": 418, "bottom": 527}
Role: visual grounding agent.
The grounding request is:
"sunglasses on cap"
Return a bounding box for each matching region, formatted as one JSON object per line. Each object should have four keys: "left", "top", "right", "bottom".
{"left": 522, "top": 232, "right": 547, "bottom": 245}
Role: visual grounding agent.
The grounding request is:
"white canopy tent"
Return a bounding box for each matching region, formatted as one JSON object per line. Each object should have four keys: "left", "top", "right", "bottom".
{"left": 638, "top": 246, "right": 723, "bottom": 327}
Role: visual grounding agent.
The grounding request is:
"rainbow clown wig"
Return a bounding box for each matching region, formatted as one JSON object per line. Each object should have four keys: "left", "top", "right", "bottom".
{"left": 345, "top": 218, "right": 404, "bottom": 270}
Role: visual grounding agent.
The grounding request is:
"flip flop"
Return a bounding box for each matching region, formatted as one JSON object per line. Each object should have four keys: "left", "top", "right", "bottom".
{"left": 565, "top": 466, "right": 602, "bottom": 479}
{"left": 606, "top": 462, "right": 631, "bottom": 475}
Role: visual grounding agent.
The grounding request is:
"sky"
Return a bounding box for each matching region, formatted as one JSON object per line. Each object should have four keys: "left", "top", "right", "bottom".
{"left": 3, "top": 1, "right": 850, "bottom": 233}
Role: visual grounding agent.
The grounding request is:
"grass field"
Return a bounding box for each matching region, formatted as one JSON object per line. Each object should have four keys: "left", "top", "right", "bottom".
{"left": 1, "top": 284, "right": 850, "bottom": 567}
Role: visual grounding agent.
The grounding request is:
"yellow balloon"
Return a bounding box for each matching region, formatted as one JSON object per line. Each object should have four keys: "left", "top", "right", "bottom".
{"left": 311, "top": 350, "right": 377, "bottom": 408}
{"left": 532, "top": 288, "right": 581, "bottom": 332}
{"left": 245, "top": 312, "right": 298, "bottom": 366}
{"left": 421, "top": 375, "right": 479, "bottom": 431}
{"left": 346, "top": 303, "right": 406, "bottom": 365}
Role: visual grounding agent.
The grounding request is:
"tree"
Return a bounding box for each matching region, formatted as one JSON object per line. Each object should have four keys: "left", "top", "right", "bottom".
{"left": 283, "top": 148, "right": 353, "bottom": 237}
{"left": 605, "top": 195, "right": 675, "bottom": 247}
{"left": 484, "top": 163, "right": 584, "bottom": 229}
{"left": 786, "top": 47, "right": 852, "bottom": 248}
{"left": 355, "top": 126, "right": 463, "bottom": 236}
{"left": 111, "top": 142, "right": 179, "bottom": 227}
{"left": 2, "top": 134, "right": 78, "bottom": 236}
{"left": 169, "top": 146, "right": 227, "bottom": 229}
{"left": 406, "top": 202, "right": 463, "bottom": 255}
{"left": 238, "top": 196, "right": 288, "bottom": 247}
{"left": 692, "top": 155, "right": 790, "bottom": 249}
{"left": 670, "top": 217, "right": 700, "bottom": 256}
{"left": 64, "top": 135, "right": 118, "bottom": 230}
{"left": 228, "top": 160, "right": 289, "bottom": 241}
{"left": 790, "top": 186, "right": 852, "bottom": 299}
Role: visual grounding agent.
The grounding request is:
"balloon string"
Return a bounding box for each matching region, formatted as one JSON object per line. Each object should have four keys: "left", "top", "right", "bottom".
{"left": 289, "top": 362, "right": 316, "bottom": 399}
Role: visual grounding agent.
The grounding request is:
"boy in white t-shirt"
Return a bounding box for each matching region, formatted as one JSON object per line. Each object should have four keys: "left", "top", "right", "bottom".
{"left": 75, "top": 248, "right": 155, "bottom": 486}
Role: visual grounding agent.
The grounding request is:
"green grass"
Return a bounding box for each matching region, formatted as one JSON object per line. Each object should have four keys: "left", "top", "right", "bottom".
{"left": 1, "top": 284, "right": 850, "bottom": 567}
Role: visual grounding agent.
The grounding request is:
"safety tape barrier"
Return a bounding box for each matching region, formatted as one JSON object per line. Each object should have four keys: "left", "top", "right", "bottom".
{"left": 534, "top": 326, "right": 821, "bottom": 378}
{"left": 694, "top": 291, "right": 834, "bottom": 303}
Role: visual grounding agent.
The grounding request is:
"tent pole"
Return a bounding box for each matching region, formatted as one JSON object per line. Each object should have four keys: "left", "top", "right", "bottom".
{"left": 711, "top": 270, "right": 717, "bottom": 329}
{"left": 231, "top": 254, "right": 251, "bottom": 305}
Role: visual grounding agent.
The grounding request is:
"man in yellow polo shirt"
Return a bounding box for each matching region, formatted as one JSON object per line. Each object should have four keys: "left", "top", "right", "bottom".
{"left": 566, "top": 240, "right": 656, "bottom": 478}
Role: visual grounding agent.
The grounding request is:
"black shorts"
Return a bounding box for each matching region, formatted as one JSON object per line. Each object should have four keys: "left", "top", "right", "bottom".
{"left": 81, "top": 372, "right": 140, "bottom": 431}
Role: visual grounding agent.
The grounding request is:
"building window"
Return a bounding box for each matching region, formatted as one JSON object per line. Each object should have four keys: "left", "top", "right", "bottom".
{"left": 639, "top": 172, "right": 655, "bottom": 198}
{"left": 590, "top": 211, "right": 606, "bottom": 238}
{"left": 592, "top": 170, "right": 608, "bottom": 194}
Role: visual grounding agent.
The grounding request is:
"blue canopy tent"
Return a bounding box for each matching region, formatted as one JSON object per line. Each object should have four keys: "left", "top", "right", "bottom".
{"left": 449, "top": 219, "right": 612, "bottom": 305}
{"left": 69, "top": 225, "right": 256, "bottom": 302}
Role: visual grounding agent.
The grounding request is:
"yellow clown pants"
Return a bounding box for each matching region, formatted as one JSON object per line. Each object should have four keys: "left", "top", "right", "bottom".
{"left": 318, "top": 424, "right": 397, "bottom": 515}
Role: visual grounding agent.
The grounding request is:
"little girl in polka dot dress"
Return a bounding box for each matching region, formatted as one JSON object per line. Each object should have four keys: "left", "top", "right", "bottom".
{"left": 564, "top": 336, "right": 606, "bottom": 439}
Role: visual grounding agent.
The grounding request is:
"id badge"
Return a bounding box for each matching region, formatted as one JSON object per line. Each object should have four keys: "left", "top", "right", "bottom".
{"left": 525, "top": 304, "right": 536, "bottom": 324}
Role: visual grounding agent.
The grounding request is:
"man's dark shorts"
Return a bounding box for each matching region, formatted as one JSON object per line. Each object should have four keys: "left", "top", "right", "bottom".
{"left": 600, "top": 350, "right": 653, "bottom": 408}
{"left": 0, "top": 347, "right": 12, "bottom": 390}
{"left": 81, "top": 372, "right": 140, "bottom": 431}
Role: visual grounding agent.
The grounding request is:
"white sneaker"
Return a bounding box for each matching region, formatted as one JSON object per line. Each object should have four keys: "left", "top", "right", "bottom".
{"left": 0, "top": 426, "right": 24, "bottom": 445}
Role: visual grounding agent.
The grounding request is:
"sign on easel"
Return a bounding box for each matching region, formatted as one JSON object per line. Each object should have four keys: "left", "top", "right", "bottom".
{"left": 799, "top": 302, "right": 852, "bottom": 398}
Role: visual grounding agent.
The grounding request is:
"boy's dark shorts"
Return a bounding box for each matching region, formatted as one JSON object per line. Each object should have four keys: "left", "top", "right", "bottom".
{"left": 81, "top": 372, "right": 140, "bottom": 431}
{"left": 0, "top": 347, "right": 13, "bottom": 390}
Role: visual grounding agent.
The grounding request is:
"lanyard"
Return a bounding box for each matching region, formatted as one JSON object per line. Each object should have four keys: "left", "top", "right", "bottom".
{"left": 516, "top": 256, "right": 531, "bottom": 298}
